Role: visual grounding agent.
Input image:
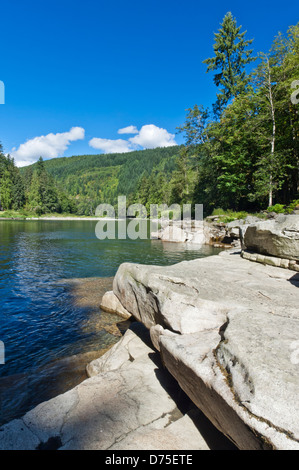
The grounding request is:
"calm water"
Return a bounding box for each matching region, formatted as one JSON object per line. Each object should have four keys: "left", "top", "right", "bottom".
{"left": 0, "top": 220, "right": 220, "bottom": 424}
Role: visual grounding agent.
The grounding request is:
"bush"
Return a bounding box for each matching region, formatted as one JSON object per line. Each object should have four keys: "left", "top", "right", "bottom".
{"left": 267, "top": 204, "right": 285, "bottom": 214}
{"left": 211, "top": 208, "right": 248, "bottom": 223}
{"left": 285, "top": 199, "right": 299, "bottom": 214}
{"left": 211, "top": 208, "right": 227, "bottom": 216}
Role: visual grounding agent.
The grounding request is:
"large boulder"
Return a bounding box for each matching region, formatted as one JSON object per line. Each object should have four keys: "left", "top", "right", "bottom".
{"left": 244, "top": 214, "right": 299, "bottom": 261}
{"left": 113, "top": 251, "right": 299, "bottom": 449}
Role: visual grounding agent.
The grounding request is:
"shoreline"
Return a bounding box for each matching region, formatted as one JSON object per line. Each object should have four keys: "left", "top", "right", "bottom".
{"left": 0, "top": 216, "right": 119, "bottom": 221}
{"left": 1, "top": 248, "right": 298, "bottom": 449}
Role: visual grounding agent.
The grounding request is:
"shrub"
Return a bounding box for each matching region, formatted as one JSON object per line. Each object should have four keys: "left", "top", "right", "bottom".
{"left": 267, "top": 204, "right": 285, "bottom": 214}
{"left": 285, "top": 199, "right": 299, "bottom": 214}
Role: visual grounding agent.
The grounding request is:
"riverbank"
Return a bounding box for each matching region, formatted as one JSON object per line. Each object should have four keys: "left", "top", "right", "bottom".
{"left": 1, "top": 243, "right": 298, "bottom": 449}
{"left": 0, "top": 213, "right": 117, "bottom": 221}
{"left": 0, "top": 215, "right": 298, "bottom": 450}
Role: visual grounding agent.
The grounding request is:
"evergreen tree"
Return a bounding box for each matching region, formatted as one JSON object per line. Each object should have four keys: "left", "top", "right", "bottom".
{"left": 12, "top": 166, "right": 25, "bottom": 210}
{"left": 23, "top": 166, "right": 33, "bottom": 193}
{"left": 170, "top": 147, "right": 197, "bottom": 205}
{"left": 0, "top": 169, "right": 13, "bottom": 210}
{"left": 27, "top": 157, "right": 60, "bottom": 214}
{"left": 177, "top": 105, "right": 209, "bottom": 147}
{"left": 203, "top": 12, "right": 255, "bottom": 116}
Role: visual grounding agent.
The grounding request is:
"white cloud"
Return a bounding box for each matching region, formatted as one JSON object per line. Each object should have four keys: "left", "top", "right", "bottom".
{"left": 89, "top": 124, "right": 177, "bottom": 155}
{"left": 89, "top": 137, "right": 132, "bottom": 154}
{"left": 12, "top": 127, "right": 85, "bottom": 167}
{"left": 129, "top": 124, "right": 176, "bottom": 149}
{"left": 117, "top": 125, "right": 139, "bottom": 135}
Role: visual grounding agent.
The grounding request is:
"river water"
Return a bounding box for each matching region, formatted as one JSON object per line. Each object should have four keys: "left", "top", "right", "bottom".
{"left": 0, "top": 219, "right": 220, "bottom": 425}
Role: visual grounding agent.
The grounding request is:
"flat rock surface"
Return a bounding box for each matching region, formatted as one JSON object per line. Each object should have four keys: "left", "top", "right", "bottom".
{"left": 0, "top": 323, "right": 234, "bottom": 450}
{"left": 113, "top": 250, "right": 299, "bottom": 449}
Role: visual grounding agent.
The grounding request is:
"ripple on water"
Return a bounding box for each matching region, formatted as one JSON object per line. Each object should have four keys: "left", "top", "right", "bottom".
{"left": 0, "top": 220, "right": 221, "bottom": 425}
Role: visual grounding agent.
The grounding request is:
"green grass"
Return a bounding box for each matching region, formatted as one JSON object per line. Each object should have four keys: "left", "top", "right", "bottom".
{"left": 0, "top": 210, "right": 83, "bottom": 219}
{"left": 0, "top": 210, "right": 35, "bottom": 219}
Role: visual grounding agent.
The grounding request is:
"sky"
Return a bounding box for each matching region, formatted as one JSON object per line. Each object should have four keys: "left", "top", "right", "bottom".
{"left": 0, "top": 0, "right": 298, "bottom": 166}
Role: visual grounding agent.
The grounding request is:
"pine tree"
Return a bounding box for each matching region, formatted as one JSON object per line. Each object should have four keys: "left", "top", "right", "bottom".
{"left": 23, "top": 166, "right": 33, "bottom": 193}
{"left": 0, "top": 169, "right": 13, "bottom": 210}
{"left": 27, "top": 157, "right": 60, "bottom": 214}
{"left": 12, "top": 166, "right": 25, "bottom": 210}
{"left": 203, "top": 12, "right": 255, "bottom": 116}
{"left": 177, "top": 105, "right": 209, "bottom": 147}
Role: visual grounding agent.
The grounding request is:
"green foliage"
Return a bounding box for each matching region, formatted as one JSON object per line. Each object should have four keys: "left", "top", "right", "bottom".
{"left": 21, "top": 146, "right": 180, "bottom": 215}
{"left": 267, "top": 204, "right": 286, "bottom": 213}
{"left": 26, "top": 157, "right": 60, "bottom": 214}
{"left": 183, "top": 19, "right": 299, "bottom": 213}
{"left": 286, "top": 199, "right": 299, "bottom": 213}
{"left": 266, "top": 200, "right": 299, "bottom": 214}
{"left": 177, "top": 105, "right": 209, "bottom": 147}
{"left": 211, "top": 208, "right": 249, "bottom": 222}
{"left": 0, "top": 169, "right": 14, "bottom": 210}
{"left": 0, "top": 149, "right": 26, "bottom": 211}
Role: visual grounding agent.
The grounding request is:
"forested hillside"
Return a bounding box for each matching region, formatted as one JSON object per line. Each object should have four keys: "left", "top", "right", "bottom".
{"left": 20, "top": 146, "right": 180, "bottom": 215}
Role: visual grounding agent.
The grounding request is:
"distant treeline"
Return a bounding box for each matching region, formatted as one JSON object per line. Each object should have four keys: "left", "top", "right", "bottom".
{"left": 0, "top": 152, "right": 76, "bottom": 215}
{"left": 0, "top": 146, "right": 181, "bottom": 215}
{"left": 1, "top": 14, "right": 298, "bottom": 216}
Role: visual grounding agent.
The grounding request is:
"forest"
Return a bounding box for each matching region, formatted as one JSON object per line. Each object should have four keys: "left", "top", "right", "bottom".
{"left": 0, "top": 13, "right": 298, "bottom": 217}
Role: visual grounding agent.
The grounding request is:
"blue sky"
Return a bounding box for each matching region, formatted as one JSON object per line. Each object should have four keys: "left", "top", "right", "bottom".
{"left": 0, "top": 0, "right": 298, "bottom": 166}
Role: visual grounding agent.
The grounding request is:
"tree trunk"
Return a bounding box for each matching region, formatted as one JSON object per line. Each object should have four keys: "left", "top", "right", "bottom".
{"left": 267, "top": 57, "right": 276, "bottom": 207}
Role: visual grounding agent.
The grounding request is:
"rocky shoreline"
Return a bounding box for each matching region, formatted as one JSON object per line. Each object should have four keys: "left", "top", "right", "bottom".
{"left": 0, "top": 215, "right": 298, "bottom": 450}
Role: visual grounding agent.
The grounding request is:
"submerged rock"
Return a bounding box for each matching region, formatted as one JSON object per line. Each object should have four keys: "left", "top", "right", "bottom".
{"left": 100, "top": 290, "right": 131, "bottom": 319}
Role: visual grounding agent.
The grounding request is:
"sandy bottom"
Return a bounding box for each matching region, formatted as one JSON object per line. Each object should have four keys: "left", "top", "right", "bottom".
{"left": 0, "top": 277, "right": 132, "bottom": 426}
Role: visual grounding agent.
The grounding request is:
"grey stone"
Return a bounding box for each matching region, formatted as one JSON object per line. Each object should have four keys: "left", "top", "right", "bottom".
{"left": 100, "top": 290, "right": 131, "bottom": 319}
{"left": 0, "top": 323, "right": 229, "bottom": 450}
{"left": 113, "top": 262, "right": 228, "bottom": 334}
{"left": 244, "top": 214, "right": 299, "bottom": 261}
{"left": 113, "top": 250, "right": 299, "bottom": 449}
{"left": 0, "top": 419, "right": 40, "bottom": 450}
{"left": 87, "top": 322, "right": 153, "bottom": 376}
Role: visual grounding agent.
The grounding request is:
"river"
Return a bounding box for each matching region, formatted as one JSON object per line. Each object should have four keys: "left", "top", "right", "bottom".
{"left": 0, "top": 219, "right": 220, "bottom": 425}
